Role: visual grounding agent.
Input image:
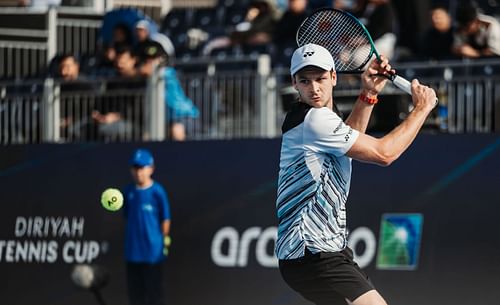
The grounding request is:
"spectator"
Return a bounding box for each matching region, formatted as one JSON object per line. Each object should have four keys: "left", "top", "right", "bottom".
{"left": 231, "top": 0, "right": 282, "bottom": 46}
{"left": 452, "top": 1, "right": 500, "bottom": 58}
{"left": 420, "top": 5, "right": 456, "bottom": 60}
{"left": 93, "top": 23, "right": 134, "bottom": 77}
{"left": 123, "top": 148, "right": 171, "bottom": 305}
{"left": 93, "top": 42, "right": 117, "bottom": 77}
{"left": 203, "top": 0, "right": 282, "bottom": 55}
{"left": 53, "top": 54, "right": 88, "bottom": 138}
{"left": 114, "top": 44, "right": 139, "bottom": 78}
{"left": 137, "top": 41, "right": 199, "bottom": 141}
{"left": 112, "top": 23, "right": 134, "bottom": 47}
{"left": 339, "top": 0, "right": 398, "bottom": 59}
{"left": 79, "top": 44, "right": 138, "bottom": 141}
{"left": 65, "top": 45, "right": 139, "bottom": 142}
{"left": 135, "top": 19, "right": 175, "bottom": 58}
{"left": 137, "top": 41, "right": 168, "bottom": 77}
{"left": 57, "top": 54, "right": 80, "bottom": 81}
{"left": 274, "top": 0, "right": 309, "bottom": 47}
{"left": 307, "top": 0, "right": 332, "bottom": 10}
{"left": 360, "top": 0, "right": 397, "bottom": 60}
{"left": 135, "top": 20, "right": 150, "bottom": 43}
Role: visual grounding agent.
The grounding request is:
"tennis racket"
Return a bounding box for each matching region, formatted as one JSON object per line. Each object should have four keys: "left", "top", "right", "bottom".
{"left": 296, "top": 8, "right": 412, "bottom": 95}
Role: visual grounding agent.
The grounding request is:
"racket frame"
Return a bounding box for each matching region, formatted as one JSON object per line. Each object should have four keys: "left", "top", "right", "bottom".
{"left": 296, "top": 8, "right": 413, "bottom": 95}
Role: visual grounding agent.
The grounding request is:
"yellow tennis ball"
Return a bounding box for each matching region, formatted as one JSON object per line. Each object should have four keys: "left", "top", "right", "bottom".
{"left": 164, "top": 236, "right": 171, "bottom": 247}
{"left": 100, "top": 188, "right": 123, "bottom": 212}
{"left": 163, "top": 236, "right": 172, "bottom": 256}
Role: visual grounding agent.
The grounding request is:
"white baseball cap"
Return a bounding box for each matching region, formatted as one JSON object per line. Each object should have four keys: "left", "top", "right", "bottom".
{"left": 290, "top": 43, "right": 335, "bottom": 76}
{"left": 135, "top": 20, "right": 149, "bottom": 30}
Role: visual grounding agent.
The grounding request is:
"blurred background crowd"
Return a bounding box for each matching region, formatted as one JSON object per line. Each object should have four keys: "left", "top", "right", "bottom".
{"left": 0, "top": 0, "right": 498, "bottom": 143}
{"left": 3, "top": 0, "right": 498, "bottom": 78}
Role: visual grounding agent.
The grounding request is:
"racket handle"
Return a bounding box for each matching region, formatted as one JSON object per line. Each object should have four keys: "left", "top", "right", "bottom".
{"left": 392, "top": 75, "right": 412, "bottom": 95}
{"left": 392, "top": 75, "right": 439, "bottom": 108}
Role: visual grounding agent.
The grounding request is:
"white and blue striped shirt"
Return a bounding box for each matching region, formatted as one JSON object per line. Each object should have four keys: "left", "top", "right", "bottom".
{"left": 276, "top": 103, "right": 359, "bottom": 260}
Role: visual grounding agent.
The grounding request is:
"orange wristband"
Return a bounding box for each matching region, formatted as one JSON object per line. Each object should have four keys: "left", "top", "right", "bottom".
{"left": 359, "top": 93, "right": 378, "bottom": 105}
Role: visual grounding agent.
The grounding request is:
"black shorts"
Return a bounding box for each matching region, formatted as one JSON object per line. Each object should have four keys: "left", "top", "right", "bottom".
{"left": 279, "top": 247, "right": 375, "bottom": 305}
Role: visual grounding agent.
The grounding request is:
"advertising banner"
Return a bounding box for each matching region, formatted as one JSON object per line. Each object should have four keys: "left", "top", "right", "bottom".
{"left": 0, "top": 135, "right": 499, "bottom": 305}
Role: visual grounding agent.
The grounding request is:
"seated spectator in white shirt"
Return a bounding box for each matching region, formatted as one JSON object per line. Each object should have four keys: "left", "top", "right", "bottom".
{"left": 452, "top": 2, "right": 500, "bottom": 58}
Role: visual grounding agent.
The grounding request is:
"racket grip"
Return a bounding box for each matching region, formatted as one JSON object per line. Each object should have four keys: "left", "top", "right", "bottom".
{"left": 392, "top": 75, "right": 412, "bottom": 95}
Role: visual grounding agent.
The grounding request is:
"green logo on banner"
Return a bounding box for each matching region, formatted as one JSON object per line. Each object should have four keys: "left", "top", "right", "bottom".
{"left": 376, "top": 213, "right": 423, "bottom": 270}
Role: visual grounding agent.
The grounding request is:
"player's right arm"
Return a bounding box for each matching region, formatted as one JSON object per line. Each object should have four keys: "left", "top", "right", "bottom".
{"left": 346, "top": 79, "right": 436, "bottom": 166}
{"left": 162, "top": 219, "right": 171, "bottom": 236}
{"left": 156, "top": 185, "right": 171, "bottom": 236}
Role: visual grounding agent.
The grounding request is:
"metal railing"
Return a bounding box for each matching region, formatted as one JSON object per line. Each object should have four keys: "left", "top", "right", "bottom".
{"left": 1, "top": 57, "right": 499, "bottom": 145}
{"left": 176, "top": 55, "right": 277, "bottom": 139}
{"left": 0, "top": 7, "right": 102, "bottom": 80}
{"left": 56, "top": 8, "right": 102, "bottom": 56}
{"left": 0, "top": 80, "right": 44, "bottom": 144}
{"left": 0, "top": 56, "right": 278, "bottom": 144}
{"left": 0, "top": 75, "right": 165, "bottom": 144}
{"left": 272, "top": 58, "right": 500, "bottom": 134}
{"left": 395, "top": 59, "right": 500, "bottom": 133}
{"left": 0, "top": 8, "right": 56, "bottom": 80}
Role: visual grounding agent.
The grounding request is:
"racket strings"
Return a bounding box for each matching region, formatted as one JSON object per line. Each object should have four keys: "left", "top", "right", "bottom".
{"left": 297, "top": 10, "right": 372, "bottom": 72}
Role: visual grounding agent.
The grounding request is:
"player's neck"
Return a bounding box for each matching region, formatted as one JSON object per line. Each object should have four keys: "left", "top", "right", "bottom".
{"left": 326, "top": 98, "right": 333, "bottom": 110}
{"left": 136, "top": 179, "right": 154, "bottom": 189}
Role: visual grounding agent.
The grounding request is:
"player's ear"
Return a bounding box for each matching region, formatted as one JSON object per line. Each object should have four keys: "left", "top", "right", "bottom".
{"left": 330, "top": 70, "right": 337, "bottom": 86}
{"left": 291, "top": 74, "right": 297, "bottom": 87}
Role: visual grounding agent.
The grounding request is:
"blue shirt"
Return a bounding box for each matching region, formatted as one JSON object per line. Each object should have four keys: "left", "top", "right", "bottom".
{"left": 123, "top": 181, "right": 171, "bottom": 263}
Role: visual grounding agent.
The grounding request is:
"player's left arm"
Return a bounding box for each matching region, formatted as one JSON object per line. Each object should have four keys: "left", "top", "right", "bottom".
{"left": 345, "top": 55, "right": 394, "bottom": 133}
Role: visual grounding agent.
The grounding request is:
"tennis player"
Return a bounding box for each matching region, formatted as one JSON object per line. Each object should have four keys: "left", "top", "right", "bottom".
{"left": 276, "top": 43, "right": 437, "bottom": 305}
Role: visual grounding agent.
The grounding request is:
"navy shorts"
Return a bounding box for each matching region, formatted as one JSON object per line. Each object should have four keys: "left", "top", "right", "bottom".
{"left": 279, "top": 247, "right": 375, "bottom": 305}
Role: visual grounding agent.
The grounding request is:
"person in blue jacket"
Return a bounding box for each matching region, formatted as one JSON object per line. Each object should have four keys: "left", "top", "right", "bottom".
{"left": 123, "top": 148, "right": 171, "bottom": 305}
{"left": 137, "top": 38, "right": 199, "bottom": 141}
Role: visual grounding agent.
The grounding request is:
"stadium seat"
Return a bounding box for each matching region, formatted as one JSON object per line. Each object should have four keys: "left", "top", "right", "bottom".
{"left": 223, "top": 5, "right": 247, "bottom": 27}
{"left": 175, "top": 44, "right": 204, "bottom": 60}
{"left": 242, "top": 44, "right": 270, "bottom": 58}
{"left": 167, "top": 32, "right": 188, "bottom": 54}
{"left": 476, "top": 0, "right": 500, "bottom": 16}
{"left": 218, "top": 0, "right": 252, "bottom": 10}
{"left": 211, "top": 46, "right": 243, "bottom": 59}
{"left": 161, "top": 8, "right": 194, "bottom": 37}
{"left": 271, "top": 44, "right": 296, "bottom": 68}
{"left": 192, "top": 7, "right": 225, "bottom": 28}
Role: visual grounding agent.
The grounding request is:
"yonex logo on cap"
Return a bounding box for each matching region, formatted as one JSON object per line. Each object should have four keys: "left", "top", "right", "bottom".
{"left": 303, "top": 51, "right": 315, "bottom": 57}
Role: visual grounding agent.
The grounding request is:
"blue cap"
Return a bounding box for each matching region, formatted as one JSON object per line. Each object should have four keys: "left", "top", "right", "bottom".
{"left": 130, "top": 149, "right": 154, "bottom": 167}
